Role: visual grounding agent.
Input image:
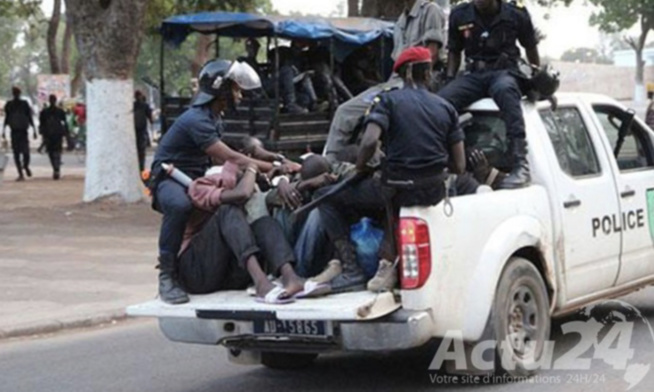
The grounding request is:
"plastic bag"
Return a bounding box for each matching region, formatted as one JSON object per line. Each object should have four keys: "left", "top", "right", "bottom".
{"left": 350, "top": 217, "right": 384, "bottom": 279}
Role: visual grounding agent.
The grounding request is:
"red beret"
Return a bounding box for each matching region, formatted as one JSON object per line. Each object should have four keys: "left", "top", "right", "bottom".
{"left": 393, "top": 47, "right": 432, "bottom": 73}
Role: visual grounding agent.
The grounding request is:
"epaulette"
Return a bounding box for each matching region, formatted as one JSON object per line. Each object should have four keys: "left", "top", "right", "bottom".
{"left": 508, "top": 0, "right": 527, "bottom": 10}
{"left": 364, "top": 86, "right": 399, "bottom": 116}
{"left": 449, "top": 1, "right": 471, "bottom": 15}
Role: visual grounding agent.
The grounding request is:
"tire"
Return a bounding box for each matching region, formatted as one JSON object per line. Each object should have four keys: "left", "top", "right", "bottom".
{"left": 260, "top": 352, "right": 318, "bottom": 370}
{"left": 492, "top": 257, "right": 550, "bottom": 378}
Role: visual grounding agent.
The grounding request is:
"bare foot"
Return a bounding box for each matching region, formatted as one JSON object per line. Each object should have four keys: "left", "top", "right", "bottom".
{"left": 281, "top": 275, "right": 305, "bottom": 297}
{"left": 255, "top": 279, "right": 277, "bottom": 299}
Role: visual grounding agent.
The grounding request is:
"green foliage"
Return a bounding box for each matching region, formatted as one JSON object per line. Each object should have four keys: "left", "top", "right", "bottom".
{"left": 0, "top": 0, "right": 41, "bottom": 18}
{"left": 586, "top": 0, "right": 654, "bottom": 34}
{"left": 0, "top": 9, "right": 49, "bottom": 100}
{"left": 144, "top": 0, "right": 273, "bottom": 30}
{"left": 136, "top": 0, "right": 273, "bottom": 100}
{"left": 450, "top": 0, "right": 573, "bottom": 6}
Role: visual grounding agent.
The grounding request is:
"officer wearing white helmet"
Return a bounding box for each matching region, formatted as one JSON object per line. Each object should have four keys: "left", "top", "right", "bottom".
{"left": 151, "top": 59, "right": 282, "bottom": 304}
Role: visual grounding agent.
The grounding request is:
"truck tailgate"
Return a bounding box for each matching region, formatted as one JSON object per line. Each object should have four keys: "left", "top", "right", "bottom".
{"left": 127, "top": 291, "right": 400, "bottom": 321}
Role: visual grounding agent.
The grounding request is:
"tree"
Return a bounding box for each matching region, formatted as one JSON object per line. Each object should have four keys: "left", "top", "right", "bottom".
{"left": 348, "top": 0, "right": 359, "bottom": 17}
{"left": 585, "top": 0, "right": 654, "bottom": 101}
{"left": 46, "top": 0, "right": 62, "bottom": 74}
{"left": 0, "top": 0, "right": 41, "bottom": 17}
{"left": 65, "top": 0, "right": 148, "bottom": 203}
{"left": 135, "top": 0, "right": 274, "bottom": 100}
{"left": 0, "top": 10, "right": 49, "bottom": 100}
{"left": 44, "top": 0, "right": 76, "bottom": 79}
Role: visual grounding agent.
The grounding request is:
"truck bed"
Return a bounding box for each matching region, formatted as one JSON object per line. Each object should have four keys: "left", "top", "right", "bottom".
{"left": 127, "top": 290, "right": 400, "bottom": 321}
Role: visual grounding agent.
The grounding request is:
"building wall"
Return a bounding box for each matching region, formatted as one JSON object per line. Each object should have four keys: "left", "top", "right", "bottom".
{"left": 552, "top": 61, "right": 654, "bottom": 100}
{"left": 613, "top": 48, "right": 654, "bottom": 67}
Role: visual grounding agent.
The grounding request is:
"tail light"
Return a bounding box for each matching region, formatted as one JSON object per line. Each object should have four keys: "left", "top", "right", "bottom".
{"left": 398, "top": 218, "right": 431, "bottom": 289}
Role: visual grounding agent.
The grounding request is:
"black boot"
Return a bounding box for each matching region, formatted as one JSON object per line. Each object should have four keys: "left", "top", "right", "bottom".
{"left": 157, "top": 254, "right": 189, "bottom": 304}
{"left": 498, "top": 138, "right": 531, "bottom": 189}
{"left": 329, "top": 239, "right": 366, "bottom": 293}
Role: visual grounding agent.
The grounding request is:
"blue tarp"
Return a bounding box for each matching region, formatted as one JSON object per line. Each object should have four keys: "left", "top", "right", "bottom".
{"left": 161, "top": 11, "right": 393, "bottom": 48}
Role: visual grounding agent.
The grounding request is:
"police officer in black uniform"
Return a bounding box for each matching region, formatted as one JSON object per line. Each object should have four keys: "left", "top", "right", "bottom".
{"left": 318, "top": 47, "right": 468, "bottom": 293}
{"left": 152, "top": 59, "right": 283, "bottom": 304}
{"left": 438, "top": 0, "right": 540, "bottom": 189}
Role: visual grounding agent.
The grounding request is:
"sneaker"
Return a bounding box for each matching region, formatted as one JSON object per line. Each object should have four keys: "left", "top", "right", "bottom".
{"left": 314, "top": 101, "right": 330, "bottom": 113}
{"left": 309, "top": 260, "right": 342, "bottom": 284}
{"left": 25, "top": 167, "right": 32, "bottom": 177}
{"left": 366, "top": 259, "right": 398, "bottom": 292}
{"left": 285, "top": 103, "right": 308, "bottom": 114}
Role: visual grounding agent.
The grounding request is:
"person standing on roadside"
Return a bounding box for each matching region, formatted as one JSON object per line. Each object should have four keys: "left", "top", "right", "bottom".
{"left": 2, "top": 87, "right": 35, "bottom": 181}
{"left": 133, "top": 90, "right": 153, "bottom": 172}
{"left": 39, "top": 94, "right": 69, "bottom": 180}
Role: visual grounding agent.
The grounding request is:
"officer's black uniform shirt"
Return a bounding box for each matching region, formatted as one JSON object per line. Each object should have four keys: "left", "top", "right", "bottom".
{"left": 152, "top": 105, "right": 222, "bottom": 178}
{"left": 448, "top": 0, "right": 537, "bottom": 65}
{"left": 364, "top": 85, "right": 464, "bottom": 173}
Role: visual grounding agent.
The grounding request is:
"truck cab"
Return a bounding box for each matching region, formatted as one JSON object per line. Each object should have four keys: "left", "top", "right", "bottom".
{"left": 128, "top": 93, "right": 654, "bottom": 375}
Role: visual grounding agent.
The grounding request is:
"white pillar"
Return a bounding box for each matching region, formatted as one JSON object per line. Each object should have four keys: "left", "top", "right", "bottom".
{"left": 83, "top": 79, "right": 144, "bottom": 203}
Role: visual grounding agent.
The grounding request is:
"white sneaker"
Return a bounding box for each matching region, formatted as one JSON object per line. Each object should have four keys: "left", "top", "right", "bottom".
{"left": 367, "top": 259, "right": 398, "bottom": 292}
{"left": 309, "top": 259, "right": 342, "bottom": 284}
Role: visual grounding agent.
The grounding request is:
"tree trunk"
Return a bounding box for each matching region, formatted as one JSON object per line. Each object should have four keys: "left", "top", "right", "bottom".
{"left": 348, "top": 0, "right": 359, "bottom": 16}
{"left": 191, "top": 35, "right": 213, "bottom": 78}
{"left": 65, "top": 0, "right": 148, "bottom": 203}
{"left": 630, "top": 19, "right": 650, "bottom": 104}
{"left": 70, "top": 57, "right": 83, "bottom": 97}
{"left": 361, "top": 0, "right": 377, "bottom": 17}
{"left": 47, "top": 0, "right": 62, "bottom": 74}
{"left": 60, "top": 13, "right": 72, "bottom": 74}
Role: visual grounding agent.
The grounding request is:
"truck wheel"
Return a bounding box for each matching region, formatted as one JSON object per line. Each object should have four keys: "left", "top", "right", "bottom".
{"left": 260, "top": 352, "right": 318, "bottom": 370}
{"left": 493, "top": 257, "right": 550, "bottom": 378}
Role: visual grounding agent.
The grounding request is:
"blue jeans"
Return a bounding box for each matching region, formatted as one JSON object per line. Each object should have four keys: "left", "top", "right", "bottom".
{"left": 293, "top": 209, "right": 332, "bottom": 277}
{"left": 156, "top": 179, "right": 193, "bottom": 258}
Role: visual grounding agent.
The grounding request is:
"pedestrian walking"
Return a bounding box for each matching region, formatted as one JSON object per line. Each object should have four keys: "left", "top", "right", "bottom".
{"left": 39, "top": 94, "right": 69, "bottom": 180}
{"left": 2, "top": 87, "right": 35, "bottom": 181}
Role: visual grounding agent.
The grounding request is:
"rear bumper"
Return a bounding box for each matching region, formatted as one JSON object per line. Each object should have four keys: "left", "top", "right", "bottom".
{"left": 158, "top": 309, "right": 435, "bottom": 353}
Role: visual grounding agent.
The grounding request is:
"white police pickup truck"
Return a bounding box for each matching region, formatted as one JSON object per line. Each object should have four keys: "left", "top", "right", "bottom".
{"left": 127, "top": 93, "right": 654, "bottom": 375}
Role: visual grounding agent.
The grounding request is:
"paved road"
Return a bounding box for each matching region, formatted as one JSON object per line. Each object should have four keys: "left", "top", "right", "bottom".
{"left": 2, "top": 287, "right": 654, "bottom": 392}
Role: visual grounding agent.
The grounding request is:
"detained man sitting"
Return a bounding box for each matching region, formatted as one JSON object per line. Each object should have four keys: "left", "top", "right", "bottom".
{"left": 176, "top": 161, "right": 307, "bottom": 304}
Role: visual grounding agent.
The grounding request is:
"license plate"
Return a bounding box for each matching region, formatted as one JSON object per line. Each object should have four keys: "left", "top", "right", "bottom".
{"left": 253, "top": 319, "right": 329, "bottom": 336}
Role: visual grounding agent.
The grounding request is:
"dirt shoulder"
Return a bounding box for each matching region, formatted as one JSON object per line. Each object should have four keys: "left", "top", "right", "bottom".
{"left": 0, "top": 160, "right": 160, "bottom": 338}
